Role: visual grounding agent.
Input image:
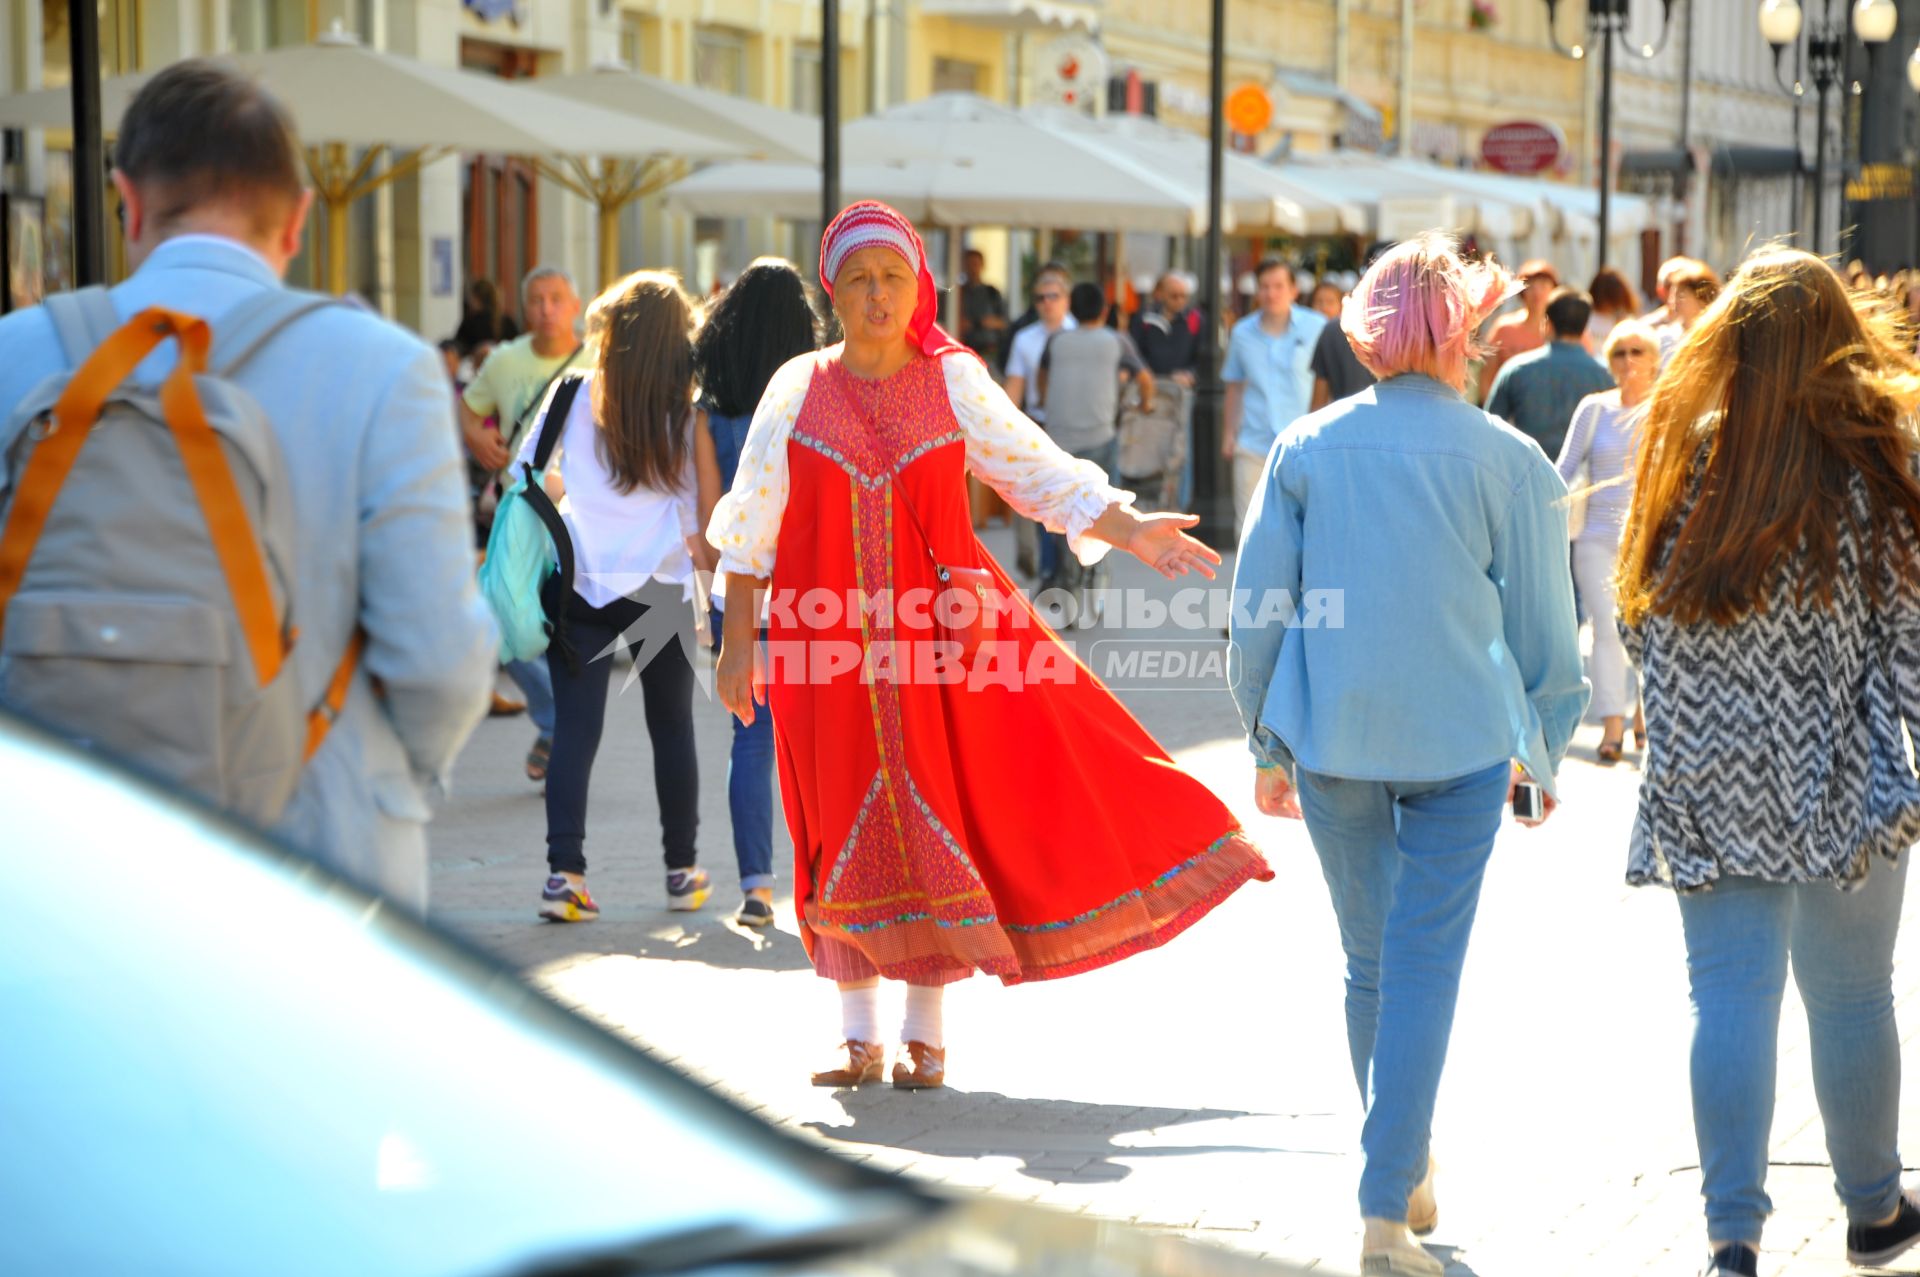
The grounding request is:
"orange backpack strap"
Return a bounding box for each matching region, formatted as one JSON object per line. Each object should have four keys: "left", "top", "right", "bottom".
{"left": 304, "top": 627, "right": 366, "bottom": 762}
{"left": 150, "top": 313, "right": 289, "bottom": 686}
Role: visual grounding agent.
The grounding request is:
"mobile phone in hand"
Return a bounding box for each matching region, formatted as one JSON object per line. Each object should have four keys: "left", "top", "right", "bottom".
{"left": 1511, "top": 780, "right": 1545, "bottom": 822}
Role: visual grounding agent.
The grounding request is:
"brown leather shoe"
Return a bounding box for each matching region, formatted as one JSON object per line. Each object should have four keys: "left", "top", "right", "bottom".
{"left": 811, "top": 1040, "right": 884, "bottom": 1087}
{"left": 490, "top": 693, "right": 526, "bottom": 718}
{"left": 891, "top": 1040, "right": 946, "bottom": 1090}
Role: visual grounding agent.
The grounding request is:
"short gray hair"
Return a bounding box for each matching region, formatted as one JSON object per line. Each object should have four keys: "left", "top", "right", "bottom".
{"left": 521, "top": 265, "right": 577, "bottom": 312}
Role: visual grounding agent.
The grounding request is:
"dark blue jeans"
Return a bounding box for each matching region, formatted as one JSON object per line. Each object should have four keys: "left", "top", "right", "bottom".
{"left": 545, "top": 590, "right": 698, "bottom": 877}
{"left": 712, "top": 606, "right": 776, "bottom": 890}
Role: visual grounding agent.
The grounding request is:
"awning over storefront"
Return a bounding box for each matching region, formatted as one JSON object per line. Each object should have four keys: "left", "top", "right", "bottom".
{"left": 917, "top": 0, "right": 1101, "bottom": 31}
{"left": 1621, "top": 145, "right": 1803, "bottom": 178}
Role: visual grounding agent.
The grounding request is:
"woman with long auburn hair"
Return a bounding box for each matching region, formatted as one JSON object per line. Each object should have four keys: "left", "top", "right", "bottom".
{"left": 1617, "top": 248, "right": 1920, "bottom": 1277}
{"left": 523, "top": 270, "right": 725, "bottom": 925}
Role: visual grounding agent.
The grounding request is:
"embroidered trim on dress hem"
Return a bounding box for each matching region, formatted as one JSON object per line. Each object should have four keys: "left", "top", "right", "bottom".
{"left": 803, "top": 827, "right": 1271, "bottom": 985}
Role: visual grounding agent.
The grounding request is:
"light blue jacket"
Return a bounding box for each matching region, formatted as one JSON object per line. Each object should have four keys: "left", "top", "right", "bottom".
{"left": 1229, "top": 373, "right": 1589, "bottom": 799}
{"left": 0, "top": 237, "right": 498, "bottom": 908}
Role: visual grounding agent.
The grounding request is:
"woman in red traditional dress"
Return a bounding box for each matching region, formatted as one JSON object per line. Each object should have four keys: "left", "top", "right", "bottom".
{"left": 708, "top": 203, "right": 1272, "bottom": 1089}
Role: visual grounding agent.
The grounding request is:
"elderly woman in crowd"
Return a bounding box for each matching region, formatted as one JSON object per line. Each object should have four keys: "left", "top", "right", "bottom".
{"left": 708, "top": 201, "right": 1271, "bottom": 1092}
{"left": 1230, "top": 232, "right": 1587, "bottom": 1276}
{"left": 1660, "top": 263, "right": 1723, "bottom": 363}
{"left": 1618, "top": 249, "right": 1920, "bottom": 1277}
{"left": 1559, "top": 317, "right": 1659, "bottom": 761}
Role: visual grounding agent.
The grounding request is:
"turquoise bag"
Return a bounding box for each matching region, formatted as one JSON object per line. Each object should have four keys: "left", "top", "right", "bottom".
{"left": 479, "top": 374, "right": 583, "bottom": 665}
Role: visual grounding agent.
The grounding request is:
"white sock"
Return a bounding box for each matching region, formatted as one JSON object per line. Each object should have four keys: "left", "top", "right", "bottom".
{"left": 901, "top": 983, "right": 945, "bottom": 1048}
{"left": 838, "top": 981, "right": 880, "bottom": 1044}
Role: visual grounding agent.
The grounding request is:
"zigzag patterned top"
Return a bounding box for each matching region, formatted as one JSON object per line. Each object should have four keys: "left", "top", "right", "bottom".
{"left": 1624, "top": 454, "right": 1920, "bottom": 891}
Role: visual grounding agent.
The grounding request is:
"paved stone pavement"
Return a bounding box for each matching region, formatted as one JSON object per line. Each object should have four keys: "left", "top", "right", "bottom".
{"left": 432, "top": 528, "right": 1920, "bottom": 1277}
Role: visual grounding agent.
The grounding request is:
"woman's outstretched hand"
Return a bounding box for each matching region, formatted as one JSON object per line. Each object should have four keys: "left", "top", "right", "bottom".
{"left": 1126, "top": 512, "right": 1223, "bottom": 580}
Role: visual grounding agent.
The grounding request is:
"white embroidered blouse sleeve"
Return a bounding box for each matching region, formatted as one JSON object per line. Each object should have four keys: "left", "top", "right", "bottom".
{"left": 942, "top": 352, "right": 1135, "bottom": 565}
{"left": 706, "top": 354, "right": 814, "bottom": 578}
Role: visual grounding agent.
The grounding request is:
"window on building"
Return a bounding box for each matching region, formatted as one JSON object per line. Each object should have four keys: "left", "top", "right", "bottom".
{"left": 792, "top": 44, "right": 823, "bottom": 115}
{"left": 43, "top": 0, "right": 144, "bottom": 85}
{"left": 694, "top": 217, "right": 727, "bottom": 299}
{"left": 460, "top": 39, "right": 542, "bottom": 328}
{"left": 694, "top": 28, "right": 748, "bottom": 97}
{"left": 932, "top": 57, "right": 981, "bottom": 95}
{"left": 228, "top": 0, "right": 309, "bottom": 53}
{"left": 619, "top": 13, "right": 644, "bottom": 71}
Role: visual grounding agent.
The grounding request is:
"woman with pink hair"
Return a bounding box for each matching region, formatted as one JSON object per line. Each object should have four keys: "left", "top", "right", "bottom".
{"left": 1229, "top": 232, "right": 1588, "bottom": 1275}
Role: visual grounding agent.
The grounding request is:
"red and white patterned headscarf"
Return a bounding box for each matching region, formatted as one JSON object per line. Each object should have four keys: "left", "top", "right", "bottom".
{"left": 819, "top": 201, "right": 971, "bottom": 362}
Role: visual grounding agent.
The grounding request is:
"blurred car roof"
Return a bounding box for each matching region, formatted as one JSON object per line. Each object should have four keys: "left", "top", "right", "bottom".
{"left": 0, "top": 711, "right": 1309, "bottom": 1277}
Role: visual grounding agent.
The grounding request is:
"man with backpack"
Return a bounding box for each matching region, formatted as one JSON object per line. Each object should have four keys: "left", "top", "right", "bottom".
{"left": 0, "top": 60, "right": 495, "bottom": 911}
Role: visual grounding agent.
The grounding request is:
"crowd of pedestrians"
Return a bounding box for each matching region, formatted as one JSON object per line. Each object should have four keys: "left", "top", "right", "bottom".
{"left": 12, "top": 56, "right": 1920, "bottom": 1277}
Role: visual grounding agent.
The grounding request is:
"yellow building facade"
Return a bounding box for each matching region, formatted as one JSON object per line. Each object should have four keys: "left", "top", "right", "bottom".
{"left": 8, "top": 0, "right": 1759, "bottom": 337}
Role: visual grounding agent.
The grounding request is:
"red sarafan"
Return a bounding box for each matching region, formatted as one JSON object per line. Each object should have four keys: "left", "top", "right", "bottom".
{"left": 769, "top": 349, "right": 1272, "bottom": 987}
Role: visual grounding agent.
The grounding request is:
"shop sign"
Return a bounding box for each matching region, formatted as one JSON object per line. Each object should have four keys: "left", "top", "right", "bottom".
{"left": 1037, "top": 34, "right": 1109, "bottom": 111}
{"left": 1846, "top": 163, "right": 1915, "bottom": 201}
{"left": 1225, "top": 83, "right": 1274, "bottom": 135}
{"left": 1480, "top": 121, "right": 1564, "bottom": 174}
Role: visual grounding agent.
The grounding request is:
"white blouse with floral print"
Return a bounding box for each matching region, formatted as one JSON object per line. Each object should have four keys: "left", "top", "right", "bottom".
{"left": 706, "top": 348, "right": 1135, "bottom": 579}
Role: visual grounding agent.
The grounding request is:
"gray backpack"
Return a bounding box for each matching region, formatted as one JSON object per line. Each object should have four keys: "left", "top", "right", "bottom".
{"left": 0, "top": 287, "right": 351, "bottom": 828}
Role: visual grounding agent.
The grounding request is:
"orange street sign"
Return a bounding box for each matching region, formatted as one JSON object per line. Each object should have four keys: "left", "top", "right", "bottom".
{"left": 1224, "top": 83, "right": 1273, "bottom": 136}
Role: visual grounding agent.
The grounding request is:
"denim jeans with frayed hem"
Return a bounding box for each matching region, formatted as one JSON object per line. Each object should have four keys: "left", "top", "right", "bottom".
{"left": 1675, "top": 855, "right": 1908, "bottom": 1246}
{"left": 1295, "top": 758, "right": 1510, "bottom": 1221}
{"left": 504, "top": 655, "right": 556, "bottom": 738}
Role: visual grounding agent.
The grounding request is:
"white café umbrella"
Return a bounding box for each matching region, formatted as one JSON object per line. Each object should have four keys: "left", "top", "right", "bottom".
{"left": 1285, "top": 150, "right": 1540, "bottom": 243}
{"left": 1042, "top": 109, "right": 1368, "bottom": 237}
{"left": 0, "top": 27, "right": 752, "bottom": 294}
{"left": 537, "top": 63, "right": 820, "bottom": 286}
{"left": 668, "top": 93, "right": 1222, "bottom": 236}
{"left": 540, "top": 63, "right": 819, "bottom": 165}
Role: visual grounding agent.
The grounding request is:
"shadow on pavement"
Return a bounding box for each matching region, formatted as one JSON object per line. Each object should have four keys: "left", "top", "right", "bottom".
{"left": 805, "top": 1091, "right": 1341, "bottom": 1185}
{"left": 437, "top": 909, "right": 815, "bottom": 975}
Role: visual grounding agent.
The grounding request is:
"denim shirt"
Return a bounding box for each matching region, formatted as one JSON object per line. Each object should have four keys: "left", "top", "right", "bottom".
{"left": 1229, "top": 374, "right": 1590, "bottom": 798}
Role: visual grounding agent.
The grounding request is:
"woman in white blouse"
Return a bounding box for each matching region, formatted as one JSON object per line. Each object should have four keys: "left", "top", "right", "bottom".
{"left": 707, "top": 201, "right": 1271, "bottom": 1092}
{"left": 1558, "top": 318, "right": 1657, "bottom": 762}
{"left": 525, "top": 270, "right": 723, "bottom": 926}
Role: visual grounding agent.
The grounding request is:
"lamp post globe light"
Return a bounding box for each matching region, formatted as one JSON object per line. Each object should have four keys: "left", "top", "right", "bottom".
{"left": 1539, "top": 0, "right": 1679, "bottom": 268}
{"left": 1909, "top": 43, "right": 1920, "bottom": 92}
{"left": 1757, "top": 0, "right": 1900, "bottom": 256}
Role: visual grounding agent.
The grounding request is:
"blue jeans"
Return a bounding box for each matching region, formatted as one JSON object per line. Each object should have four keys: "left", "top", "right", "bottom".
{"left": 504, "top": 656, "right": 555, "bottom": 738}
{"left": 1044, "top": 439, "right": 1119, "bottom": 591}
{"left": 1296, "top": 758, "right": 1510, "bottom": 1220}
{"left": 1675, "top": 856, "right": 1909, "bottom": 1245}
{"left": 712, "top": 607, "right": 776, "bottom": 891}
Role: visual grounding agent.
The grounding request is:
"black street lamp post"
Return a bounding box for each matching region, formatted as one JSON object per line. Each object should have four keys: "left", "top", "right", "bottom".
{"left": 822, "top": 0, "right": 841, "bottom": 233}
{"left": 1758, "top": 0, "right": 1898, "bottom": 256}
{"left": 1540, "top": 0, "right": 1678, "bottom": 269}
